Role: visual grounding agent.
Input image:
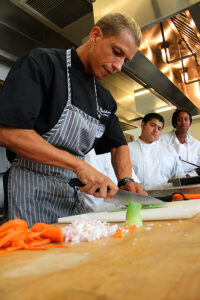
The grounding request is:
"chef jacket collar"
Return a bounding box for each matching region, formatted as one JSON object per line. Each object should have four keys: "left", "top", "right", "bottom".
{"left": 137, "top": 137, "right": 159, "bottom": 145}
{"left": 71, "top": 46, "right": 94, "bottom": 78}
{"left": 172, "top": 129, "right": 192, "bottom": 144}
{"left": 71, "top": 47, "right": 85, "bottom": 72}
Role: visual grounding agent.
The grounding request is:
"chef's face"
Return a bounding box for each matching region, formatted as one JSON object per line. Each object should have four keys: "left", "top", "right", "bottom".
{"left": 87, "top": 27, "right": 138, "bottom": 79}
{"left": 141, "top": 118, "right": 163, "bottom": 144}
{"left": 175, "top": 111, "right": 191, "bottom": 134}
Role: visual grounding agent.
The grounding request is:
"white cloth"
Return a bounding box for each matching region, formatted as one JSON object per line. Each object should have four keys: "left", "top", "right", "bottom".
{"left": 83, "top": 149, "right": 117, "bottom": 211}
{"left": 160, "top": 130, "right": 200, "bottom": 176}
{"left": 83, "top": 149, "right": 139, "bottom": 211}
{"left": 128, "top": 139, "right": 184, "bottom": 190}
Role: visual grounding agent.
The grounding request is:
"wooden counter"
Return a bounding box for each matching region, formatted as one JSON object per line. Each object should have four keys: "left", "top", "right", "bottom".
{"left": 1, "top": 215, "right": 200, "bottom": 300}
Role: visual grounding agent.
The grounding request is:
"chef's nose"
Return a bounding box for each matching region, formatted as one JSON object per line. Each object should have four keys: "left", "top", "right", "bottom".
{"left": 113, "top": 58, "right": 124, "bottom": 72}
{"left": 154, "top": 126, "right": 159, "bottom": 132}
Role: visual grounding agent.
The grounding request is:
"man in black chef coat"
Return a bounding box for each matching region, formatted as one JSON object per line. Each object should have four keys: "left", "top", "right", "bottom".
{"left": 0, "top": 13, "right": 146, "bottom": 226}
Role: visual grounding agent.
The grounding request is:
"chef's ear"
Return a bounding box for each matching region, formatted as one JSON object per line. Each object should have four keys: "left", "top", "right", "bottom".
{"left": 89, "top": 26, "right": 103, "bottom": 44}
{"left": 141, "top": 121, "right": 145, "bottom": 130}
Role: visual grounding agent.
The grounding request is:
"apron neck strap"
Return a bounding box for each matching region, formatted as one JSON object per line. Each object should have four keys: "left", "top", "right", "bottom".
{"left": 66, "top": 49, "right": 100, "bottom": 119}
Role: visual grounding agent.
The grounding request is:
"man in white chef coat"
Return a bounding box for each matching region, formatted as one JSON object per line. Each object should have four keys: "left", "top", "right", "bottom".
{"left": 128, "top": 113, "right": 184, "bottom": 190}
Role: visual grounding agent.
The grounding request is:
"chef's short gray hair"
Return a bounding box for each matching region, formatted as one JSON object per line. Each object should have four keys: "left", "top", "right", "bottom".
{"left": 95, "top": 13, "right": 142, "bottom": 47}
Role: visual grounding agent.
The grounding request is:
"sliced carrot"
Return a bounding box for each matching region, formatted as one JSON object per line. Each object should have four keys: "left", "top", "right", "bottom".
{"left": 0, "top": 218, "right": 69, "bottom": 255}
{"left": 0, "top": 232, "right": 7, "bottom": 238}
{"left": 28, "top": 238, "right": 51, "bottom": 247}
{"left": 172, "top": 193, "right": 200, "bottom": 200}
{"left": 114, "top": 225, "right": 136, "bottom": 239}
{"left": 0, "top": 228, "right": 24, "bottom": 247}
{"left": 0, "top": 248, "right": 18, "bottom": 255}
{"left": 27, "top": 244, "right": 69, "bottom": 250}
{"left": 124, "top": 225, "right": 136, "bottom": 233}
{"left": 32, "top": 223, "right": 63, "bottom": 242}
{"left": 114, "top": 228, "right": 123, "bottom": 238}
{"left": 0, "top": 218, "right": 28, "bottom": 232}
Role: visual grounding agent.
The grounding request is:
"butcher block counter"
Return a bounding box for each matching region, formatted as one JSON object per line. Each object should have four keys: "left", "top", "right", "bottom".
{"left": 1, "top": 212, "right": 200, "bottom": 300}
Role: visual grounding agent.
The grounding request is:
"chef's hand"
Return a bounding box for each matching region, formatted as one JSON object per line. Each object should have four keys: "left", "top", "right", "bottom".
{"left": 120, "top": 181, "right": 148, "bottom": 196}
{"left": 76, "top": 163, "right": 118, "bottom": 198}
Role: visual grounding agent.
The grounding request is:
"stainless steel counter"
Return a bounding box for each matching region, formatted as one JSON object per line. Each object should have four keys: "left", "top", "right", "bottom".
{"left": 147, "top": 184, "right": 200, "bottom": 198}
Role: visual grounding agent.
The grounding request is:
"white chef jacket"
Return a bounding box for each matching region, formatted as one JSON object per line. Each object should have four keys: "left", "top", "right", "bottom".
{"left": 83, "top": 149, "right": 139, "bottom": 211}
{"left": 160, "top": 130, "right": 200, "bottom": 176}
{"left": 128, "top": 139, "right": 184, "bottom": 190}
{"left": 83, "top": 149, "right": 117, "bottom": 211}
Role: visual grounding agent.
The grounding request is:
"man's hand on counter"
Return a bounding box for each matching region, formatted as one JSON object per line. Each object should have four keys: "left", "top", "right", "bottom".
{"left": 120, "top": 180, "right": 148, "bottom": 196}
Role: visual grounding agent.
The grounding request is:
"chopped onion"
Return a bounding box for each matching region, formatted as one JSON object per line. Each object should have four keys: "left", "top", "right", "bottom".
{"left": 61, "top": 217, "right": 118, "bottom": 244}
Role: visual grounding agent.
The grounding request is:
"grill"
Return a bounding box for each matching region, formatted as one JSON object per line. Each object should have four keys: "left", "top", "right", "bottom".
{"left": 171, "top": 11, "right": 200, "bottom": 65}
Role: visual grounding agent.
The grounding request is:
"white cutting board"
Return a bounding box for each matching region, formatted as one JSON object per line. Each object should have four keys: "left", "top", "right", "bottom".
{"left": 58, "top": 199, "right": 200, "bottom": 223}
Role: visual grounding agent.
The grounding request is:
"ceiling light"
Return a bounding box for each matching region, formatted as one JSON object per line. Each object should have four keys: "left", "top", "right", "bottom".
{"left": 134, "top": 89, "right": 150, "bottom": 97}
{"left": 161, "top": 42, "right": 170, "bottom": 62}
{"left": 179, "top": 48, "right": 200, "bottom": 85}
{"left": 181, "top": 67, "right": 189, "bottom": 83}
{"left": 155, "top": 106, "right": 173, "bottom": 113}
{"left": 160, "top": 25, "right": 200, "bottom": 85}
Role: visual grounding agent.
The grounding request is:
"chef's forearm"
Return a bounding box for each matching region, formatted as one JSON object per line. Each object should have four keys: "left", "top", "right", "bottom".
{"left": 0, "top": 125, "right": 83, "bottom": 172}
{"left": 111, "top": 145, "right": 132, "bottom": 181}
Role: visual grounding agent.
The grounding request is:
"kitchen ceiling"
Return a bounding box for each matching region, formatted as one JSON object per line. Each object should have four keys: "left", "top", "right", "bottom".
{"left": 10, "top": 0, "right": 94, "bottom": 45}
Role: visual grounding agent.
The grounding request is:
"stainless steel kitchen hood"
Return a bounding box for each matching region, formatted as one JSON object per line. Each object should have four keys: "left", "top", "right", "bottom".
{"left": 123, "top": 50, "right": 199, "bottom": 115}
{"left": 93, "top": 0, "right": 199, "bottom": 31}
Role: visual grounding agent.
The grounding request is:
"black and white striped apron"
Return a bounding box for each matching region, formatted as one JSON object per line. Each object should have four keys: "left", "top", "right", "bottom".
{"left": 7, "top": 49, "right": 103, "bottom": 226}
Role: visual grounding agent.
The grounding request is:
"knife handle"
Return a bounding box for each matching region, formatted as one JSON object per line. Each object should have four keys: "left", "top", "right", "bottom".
{"left": 69, "top": 178, "right": 110, "bottom": 192}
{"left": 69, "top": 178, "right": 84, "bottom": 188}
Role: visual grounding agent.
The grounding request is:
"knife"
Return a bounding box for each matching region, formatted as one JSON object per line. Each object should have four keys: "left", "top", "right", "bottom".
{"left": 69, "top": 178, "right": 165, "bottom": 206}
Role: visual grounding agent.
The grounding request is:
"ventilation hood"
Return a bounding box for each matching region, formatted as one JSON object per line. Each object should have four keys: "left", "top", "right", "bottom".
{"left": 9, "top": 0, "right": 94, "bottom": 46}
{"left": 0, "top": 0, "right": 200, "bottom": 131}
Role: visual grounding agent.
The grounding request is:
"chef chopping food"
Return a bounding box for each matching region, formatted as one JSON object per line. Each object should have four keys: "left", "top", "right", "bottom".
{"left": 0, "top": 13, "right": 146, "bottom": 226}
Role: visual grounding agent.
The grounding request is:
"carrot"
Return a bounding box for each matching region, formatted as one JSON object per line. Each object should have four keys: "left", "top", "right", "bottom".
{"left": 172, "top": 193, "right": 200, "bottom": 200}
{"left": 27, "top": 244, "right": 70, "bottom": 250}
{"left": 114, "top": 225, "right": 136, "bottom": 239}
{"left": 0, "top": 247, "right": 18, "bottom": 255}
{"left": 124, "top": 224, "right": 136, "bottom": 233}
{"left": 0, "top": 218, "right": 69, "bottom": 255}
{"left": 0, "top": 228, "right": 25, "bottom": 248}
{"left": 32, "top": 223, "right": 63, "bottom": 242}
{"left": 114, "top": 228, "right": 123, "bottom": 238}
{"left": 0, "top": 218, "right": 28, "bottom": 232}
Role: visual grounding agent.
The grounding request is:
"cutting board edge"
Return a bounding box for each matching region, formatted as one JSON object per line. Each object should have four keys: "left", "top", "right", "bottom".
{"left": 58, "top": 200, "right": 200, "bottom": 223}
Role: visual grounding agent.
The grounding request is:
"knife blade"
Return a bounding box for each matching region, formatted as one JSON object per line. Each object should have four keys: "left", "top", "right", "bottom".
{"left": 69, "top": 178, "right": 165, "bottom": 206}
{"left": 105, "top": 189, "right": 165, "bottom": 206}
